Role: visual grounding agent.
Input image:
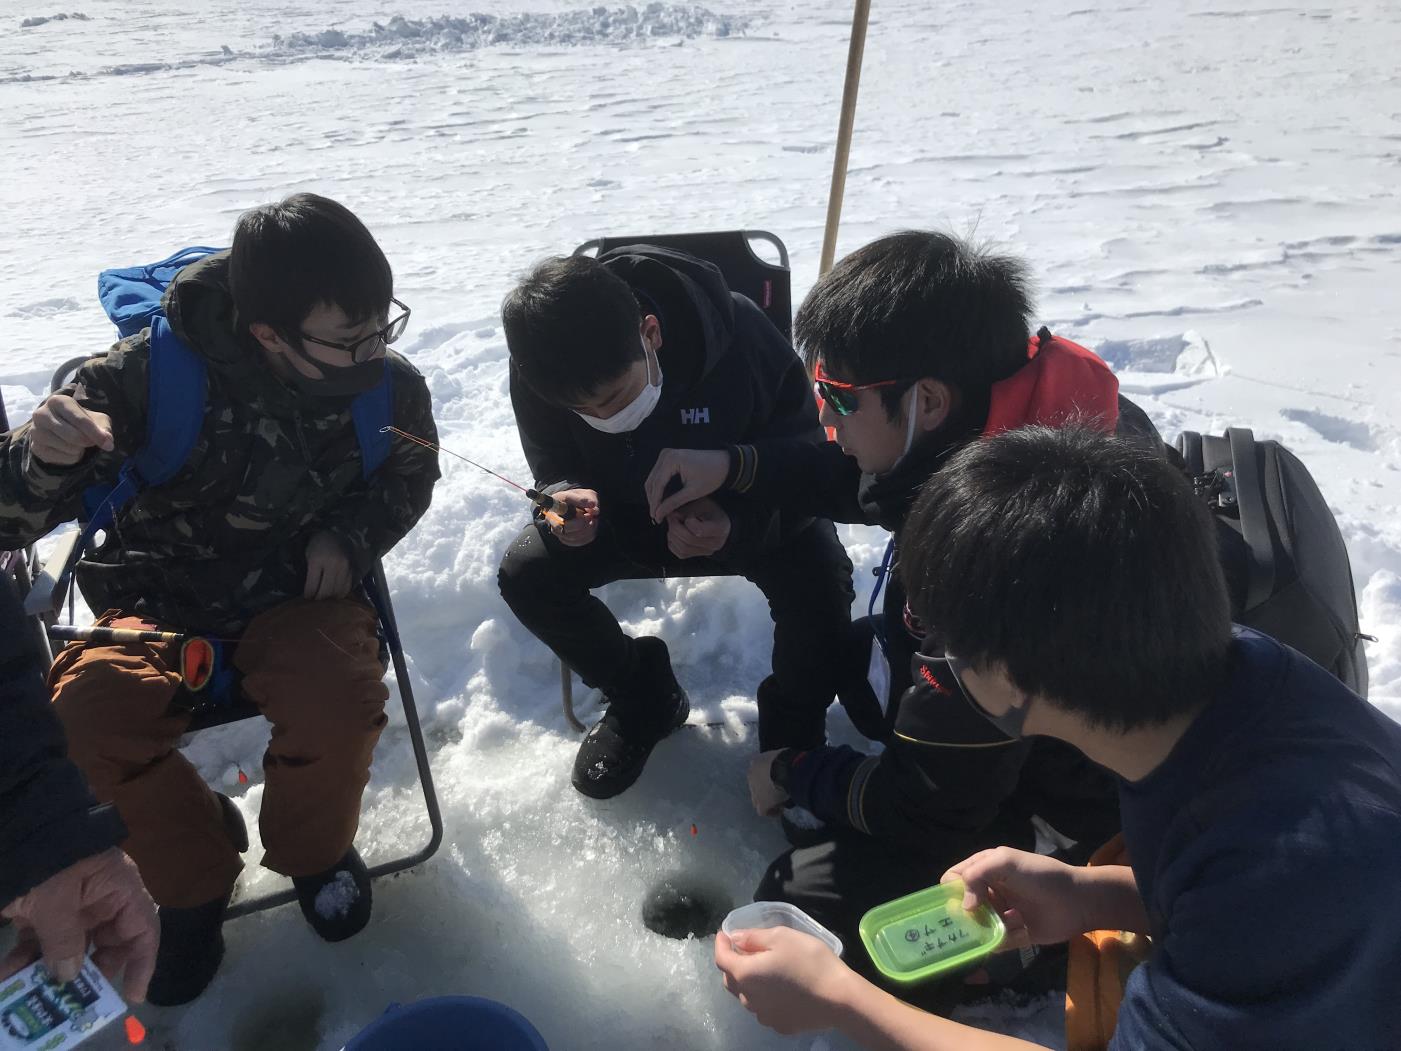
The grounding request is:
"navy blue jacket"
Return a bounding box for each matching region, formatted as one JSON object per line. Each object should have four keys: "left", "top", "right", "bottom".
{"left": 0, "top": 574, "right": 125, "bottom": 906}
{"left": 1112, "top": 630, "right": 1401, "bottom": 1048}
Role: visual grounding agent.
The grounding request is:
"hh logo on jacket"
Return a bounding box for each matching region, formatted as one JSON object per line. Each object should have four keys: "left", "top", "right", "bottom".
{"left": 680, "top": 407, "right": 711, "bottom": 425}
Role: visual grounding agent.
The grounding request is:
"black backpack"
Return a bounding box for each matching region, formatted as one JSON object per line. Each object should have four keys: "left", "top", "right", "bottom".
{"left": 1176, "top": 428, "right": 1370, "bottom": 695}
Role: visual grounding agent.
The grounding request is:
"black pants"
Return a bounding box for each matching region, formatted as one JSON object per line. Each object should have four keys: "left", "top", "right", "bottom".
{"left": 497, "top": 515, "right": 854, "bottom": 750}
{"left": 755, "top": 811, "right": 1038, "bottom": 1015}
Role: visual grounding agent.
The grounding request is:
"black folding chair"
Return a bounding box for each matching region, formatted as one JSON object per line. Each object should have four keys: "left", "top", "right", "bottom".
{"left": 555, "top": 230, "right": 795, "bottom": 731}
{"left": 5, "top": 365, "right": 443, "bottom": 919}
{"left": 575, "top": 229, "right": 792, "bottom": 340}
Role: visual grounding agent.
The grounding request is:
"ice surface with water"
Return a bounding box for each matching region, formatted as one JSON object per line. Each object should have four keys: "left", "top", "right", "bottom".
{"left": 2, "top": 0, "right": 1400, "bottom": 1047}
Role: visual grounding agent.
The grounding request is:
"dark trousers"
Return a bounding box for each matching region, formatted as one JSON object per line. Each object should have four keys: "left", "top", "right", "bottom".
{"left": 497, "top": 515, "right": 854, "bottom": 750}
{"left": 756, "top": 812, "right": 1037, "bottom": 1015}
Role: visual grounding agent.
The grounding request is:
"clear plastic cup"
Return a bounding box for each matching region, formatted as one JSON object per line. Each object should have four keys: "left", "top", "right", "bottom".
{"left": 721, "top": 901, "right": 843, "bottom": 957}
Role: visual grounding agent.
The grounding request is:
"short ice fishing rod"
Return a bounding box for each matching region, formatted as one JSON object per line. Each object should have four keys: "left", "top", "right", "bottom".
{"left": 381, "top": 427, "right": 578, "bottom": 525}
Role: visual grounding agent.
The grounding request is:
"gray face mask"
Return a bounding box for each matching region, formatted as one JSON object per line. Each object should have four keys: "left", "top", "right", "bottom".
{"left": 919, "top": 654, "right": 1029, "bottom": 739}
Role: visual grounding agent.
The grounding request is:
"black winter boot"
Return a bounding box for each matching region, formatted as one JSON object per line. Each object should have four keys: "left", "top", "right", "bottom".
{"left": 293, "top": 847, "right": 372, "bottom": 942}
{"left": 146, "top": 794, "right": 247, "bottom": 1006}
{"left": 572, "top": 637, "right": 689, "bottom": 800}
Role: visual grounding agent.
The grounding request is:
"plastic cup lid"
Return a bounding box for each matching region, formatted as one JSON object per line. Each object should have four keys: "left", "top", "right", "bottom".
{"left": 858, "top": 881, "right": 1004, "bottom": 984}
{"left": 721, "top": 901, "right": 843, "bottom": 957}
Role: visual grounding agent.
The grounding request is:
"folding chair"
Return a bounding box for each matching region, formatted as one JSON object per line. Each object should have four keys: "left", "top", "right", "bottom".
{"left": 4, "top": 367, "right": 443, "bottom": 920}
{"left": 556, "top": 230, "right": 795, "bottom": 732}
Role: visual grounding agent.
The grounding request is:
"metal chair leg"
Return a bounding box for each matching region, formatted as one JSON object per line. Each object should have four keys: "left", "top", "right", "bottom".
{"left": 561, "top": 659, "right": 585, "bottom": 732}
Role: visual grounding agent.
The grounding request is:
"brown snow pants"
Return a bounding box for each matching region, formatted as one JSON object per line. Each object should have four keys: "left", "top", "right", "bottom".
{"left": 51, "top": 598, "right": 389, "bottom": 908}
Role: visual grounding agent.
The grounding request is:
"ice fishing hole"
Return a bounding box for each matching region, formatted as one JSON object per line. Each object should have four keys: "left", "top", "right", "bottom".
{"left": 642, "top": 873, "right": 733, "bottom": 940}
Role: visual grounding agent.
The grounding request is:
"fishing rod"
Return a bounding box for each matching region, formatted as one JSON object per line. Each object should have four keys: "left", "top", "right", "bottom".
{"left": 382, "top": 426, "right": 578, "bottom": 525}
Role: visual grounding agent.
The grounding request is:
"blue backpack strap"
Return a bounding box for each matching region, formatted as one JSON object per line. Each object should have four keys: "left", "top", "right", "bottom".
{"left": 73, "top": 319, "right": 206, "bottom": 577}
{"left": 131, "top": 319, "right": 206, "bottom": 487}
{"left": 351, "top": 360, "right": 394, "bottom": 480}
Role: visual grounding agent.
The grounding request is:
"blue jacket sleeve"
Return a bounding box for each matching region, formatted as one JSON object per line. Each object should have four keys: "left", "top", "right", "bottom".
{"left": 0, "top": 574, "right": 126, "bottom": 907}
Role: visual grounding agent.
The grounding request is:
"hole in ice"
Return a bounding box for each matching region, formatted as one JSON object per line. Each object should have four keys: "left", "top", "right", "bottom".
{"left": 642, "top": 873, "right": 733, "bottom": 940}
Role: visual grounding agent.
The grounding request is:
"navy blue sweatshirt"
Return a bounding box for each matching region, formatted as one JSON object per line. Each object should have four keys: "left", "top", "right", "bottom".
{"left": 0, "top": 574, "right": 125, "bottom": 906}
{"left": 1112, "top": 630, "right": 1401, "bottom": 1049}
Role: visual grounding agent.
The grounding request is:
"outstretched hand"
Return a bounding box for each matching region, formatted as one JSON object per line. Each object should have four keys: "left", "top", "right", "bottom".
{"left": 941, "top": 847, "right": 1089, "bottom": 953}
{"left": 546, "top": 488, "right": 601, "bottom": 547}
{"left": 1, "top": 848, "right": 158, "bottom": 1003}
{"left": 28, "top": 394, "right": 114, "bottom": 466}
{"left": 645, "top": 449, "right": 729, "bottom": 523}
{"left": 305, "top": 530, "right": 355, "bottom": 599}
{"left": 665, "top": 496, "right": 731, "bottom": 559}
{"left": 714, "top": 926, "right": 858, "bottom": 1036}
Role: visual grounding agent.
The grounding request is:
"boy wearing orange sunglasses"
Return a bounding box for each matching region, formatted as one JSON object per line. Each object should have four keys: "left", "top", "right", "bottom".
{"left": 646, "top": 230, "right": 1161, "bottom": 1009}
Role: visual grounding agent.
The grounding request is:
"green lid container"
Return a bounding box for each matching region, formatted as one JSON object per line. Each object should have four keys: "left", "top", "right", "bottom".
{"left": 858, "top": 881, "right": 1005, "bottom": 984}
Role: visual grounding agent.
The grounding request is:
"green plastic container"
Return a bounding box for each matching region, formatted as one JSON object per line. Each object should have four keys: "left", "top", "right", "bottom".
{"left": 858, "top": 881, "right": 1005, "bottom": 984}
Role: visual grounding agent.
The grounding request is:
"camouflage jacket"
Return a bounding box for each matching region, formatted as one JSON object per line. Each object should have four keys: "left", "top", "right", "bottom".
{"left": 0, "top": 253, "right": 440, "bottom": 636}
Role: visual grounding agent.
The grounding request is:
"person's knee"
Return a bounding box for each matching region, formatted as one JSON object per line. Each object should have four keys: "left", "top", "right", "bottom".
{"left": 497, "top": 524, "right": 554, "bottom": 610}
{"left": 52, "top": 649, "right": 181, "bottom": 778}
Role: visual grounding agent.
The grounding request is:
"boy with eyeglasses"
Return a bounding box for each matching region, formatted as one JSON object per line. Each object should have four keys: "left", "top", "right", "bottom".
{"left": 498, "top": 248, "right": 855, "bottom": 800}
{"left": 716, "top": 425, "right": 1401, "bottom": 1050}
{"left": 0, "top": 193, "right": 439, "bottom": 1004}
{"left": 647, "top": 230, "right": 1160, "bottom": 1008}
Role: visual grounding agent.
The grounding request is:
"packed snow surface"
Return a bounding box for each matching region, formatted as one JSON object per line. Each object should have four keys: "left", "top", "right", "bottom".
{"left": 2, "top": 0, "right": 1399, "bottom": 1048}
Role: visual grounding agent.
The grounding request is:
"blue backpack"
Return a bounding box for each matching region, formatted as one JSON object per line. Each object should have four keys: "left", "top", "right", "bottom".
{"left": 62, "top": 247, "right": 395, "bottom": 606}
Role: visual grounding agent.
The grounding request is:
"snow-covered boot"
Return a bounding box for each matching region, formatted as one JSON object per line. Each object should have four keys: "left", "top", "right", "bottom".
{"left": 572, "top": 637, "right": 689, "bottom": 799}
{"left": 146, "top": 794, "right": 247, "bottom": 1006}
{"left": 293, "top": 847, "right": 372, "bottom": 942}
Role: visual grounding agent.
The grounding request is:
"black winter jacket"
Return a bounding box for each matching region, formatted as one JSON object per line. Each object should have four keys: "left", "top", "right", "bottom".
{"left": 509, "top": 245, "right": 824, "bottom": 562}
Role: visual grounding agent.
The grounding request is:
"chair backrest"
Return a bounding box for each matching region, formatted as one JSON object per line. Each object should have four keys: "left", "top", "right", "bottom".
{"left": 575, "top": 230, "right": 793, "bottom": 340}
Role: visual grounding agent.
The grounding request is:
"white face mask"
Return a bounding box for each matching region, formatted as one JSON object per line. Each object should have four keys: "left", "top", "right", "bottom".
{"left": 574, "top": 340, "right": 663, "bottom": 435}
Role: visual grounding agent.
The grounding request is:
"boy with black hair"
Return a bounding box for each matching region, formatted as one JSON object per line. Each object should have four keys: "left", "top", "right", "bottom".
{"left": 649, "top": 231, "right": 1159, "bottom": 1002}
{"left": 498, "top": 249, "right": 855, "bottom": 799}
{"left": 0, "top": 193, "right": 439, "bottom": 1004}
{"left": 716, "top": 425, "right": 1401, "bottom": 1049}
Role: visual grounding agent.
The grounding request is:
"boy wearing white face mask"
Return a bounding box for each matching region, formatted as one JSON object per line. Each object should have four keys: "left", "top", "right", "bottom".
{"left": 499, "top": 247, "right": 856, "bottom": 800}
{"left": 642, "top": 231, "right": 1164, "bottom": 1011}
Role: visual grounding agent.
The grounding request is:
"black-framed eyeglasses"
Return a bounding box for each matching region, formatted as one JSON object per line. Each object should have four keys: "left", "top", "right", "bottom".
{"left": 298, "top": 298, "right": 411, "bottom": 364}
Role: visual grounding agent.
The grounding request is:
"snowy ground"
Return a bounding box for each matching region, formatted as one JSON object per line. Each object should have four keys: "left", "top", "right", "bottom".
{"left": 3, "top": 0, "right": 1400, "bottom": 1047}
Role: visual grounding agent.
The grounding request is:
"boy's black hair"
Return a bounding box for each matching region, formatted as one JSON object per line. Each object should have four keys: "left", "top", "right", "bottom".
{"left": 501, "top": 255, "right": 644, "bottom": 406}
{"left": 230, "top": 193, "right": 392, "bottom": 339}
{"left": 795, "top": 231, "right": 1033, "bottom": 421}
{"left": 900, "top": 426, "right": 1232, "bottom": 730}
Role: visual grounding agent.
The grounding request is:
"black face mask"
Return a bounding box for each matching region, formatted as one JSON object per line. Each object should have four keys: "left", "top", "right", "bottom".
{"left": 918, "top": 654, "right": 1029, "bottom": 740}
{"left": 283, "top": 344, "right": 387, "bottom": 398}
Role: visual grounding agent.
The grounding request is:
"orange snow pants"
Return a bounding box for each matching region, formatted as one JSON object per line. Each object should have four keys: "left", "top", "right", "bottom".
{"left": 51, "top": 598, "right": 389, "bottom": 908}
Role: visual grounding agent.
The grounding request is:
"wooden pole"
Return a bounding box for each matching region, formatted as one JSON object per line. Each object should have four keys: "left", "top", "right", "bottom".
{"left": 819, "top": 0, "right": 873, "bottom": 276}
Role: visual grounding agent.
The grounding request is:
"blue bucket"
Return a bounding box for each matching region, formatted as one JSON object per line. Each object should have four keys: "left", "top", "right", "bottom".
{"left": 344, "top": 996, "right": 548, "bottom": 1050}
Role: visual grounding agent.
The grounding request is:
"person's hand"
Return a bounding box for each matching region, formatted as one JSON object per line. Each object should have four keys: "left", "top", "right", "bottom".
{"left": 545, "top": 488, "right": 600, "bottom": 548}
{"left": 28, "top": 394, "right": 115, "bottom": 467}
{"left": 715, "top": 926, "right": 858, "bottom": 1036}
{"left": 645, "top": 448, "right": 730, "bottom": 522}
{"left": 942, "top": 847, "right": 1089, "bottom": 952}
{"left": 0, "top": 848, "right": 158, "bottom": 1003}
{"left": 665, "top": 497, "right": 731, "bottom": 559}
{"left": 747, "top": 750, "right": 789, "bottom": 816}
{"left": 304, "top": 530, "right": 355, "bottom": 599}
